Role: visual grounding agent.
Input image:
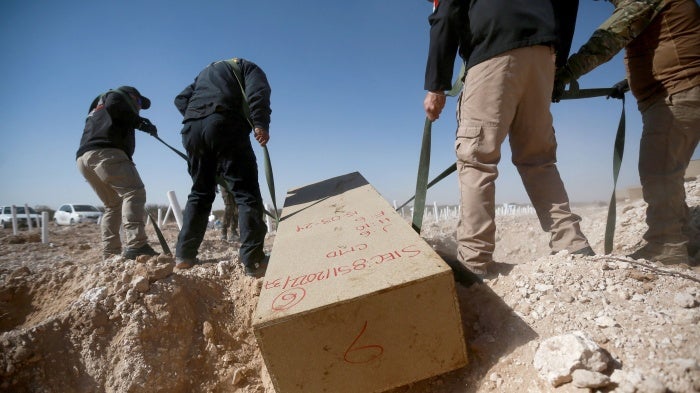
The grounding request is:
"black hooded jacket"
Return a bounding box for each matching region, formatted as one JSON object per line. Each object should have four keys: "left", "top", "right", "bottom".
{"left": 174, "top": 58, "right": 271, "bottom": 132}
{"left": 76, "top": 90, "right": 142, "bottom": 160}
{"left": 424, "top": 0, "right": 579, "bottom": 91}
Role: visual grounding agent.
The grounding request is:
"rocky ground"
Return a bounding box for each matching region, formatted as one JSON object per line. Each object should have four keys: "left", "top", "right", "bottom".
{"left": 0, "top": 182, "right": 698, "bottom": 393}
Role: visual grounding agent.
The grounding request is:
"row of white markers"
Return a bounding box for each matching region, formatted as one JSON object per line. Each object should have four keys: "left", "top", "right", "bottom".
{"left": 4, "top": 195, "right": 535, "bottom": 244}
{"left": 392, "top": 201, "right": 537, "bottom": 223}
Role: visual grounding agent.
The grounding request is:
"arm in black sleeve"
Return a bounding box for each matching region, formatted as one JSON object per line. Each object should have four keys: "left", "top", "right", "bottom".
{"left": 174, "top": 83, "right": 195, "bottom": 116}
{"left": 551, "top": 0, "right": 579, "bottom": 68}
{"left": 424, "top": 0, "right": 464, "bottom": 92}
{"left": 241, "top": 59, "right": 272, "bottom": 131}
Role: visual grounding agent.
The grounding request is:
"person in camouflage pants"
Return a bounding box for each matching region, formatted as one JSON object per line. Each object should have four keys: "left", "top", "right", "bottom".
{"left": 554, "top": 0, "right": 700, "bottom": 265}
{"left": 219, "top": 184, "right": 239, "bottom": 242}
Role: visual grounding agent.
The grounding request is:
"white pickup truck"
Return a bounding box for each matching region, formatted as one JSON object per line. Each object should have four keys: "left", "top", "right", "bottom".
{"left": 0, "top": 205, "right": 42, "bottom": 229}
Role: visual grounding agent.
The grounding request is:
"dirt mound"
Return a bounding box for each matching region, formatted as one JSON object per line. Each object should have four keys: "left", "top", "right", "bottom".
{"left": 1, "top": 182, "right": 699, "bottom": 393}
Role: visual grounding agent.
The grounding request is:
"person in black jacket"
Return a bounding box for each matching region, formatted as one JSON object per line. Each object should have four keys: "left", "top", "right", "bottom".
{"left": 174, "top": 58, "right": 271, "bottom": 278}
{"left": 76, "top": 86, "right": 160, "bottom": 260}
{"left": 423, "top": 0, "right": 593, "bottom": 284}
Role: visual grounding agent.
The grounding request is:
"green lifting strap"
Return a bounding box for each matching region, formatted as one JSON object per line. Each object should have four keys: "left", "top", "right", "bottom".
{"left": 561, "top": 80, "right": 627, "bottom": 254}
{"left": 605, "top": 96, "right": 625, "bottom": 254}
{"left": 225, "top": 58, "right": 280, "bottom": 224}
{"left": 408, "top": 64, "right": 465, "bottom": 233}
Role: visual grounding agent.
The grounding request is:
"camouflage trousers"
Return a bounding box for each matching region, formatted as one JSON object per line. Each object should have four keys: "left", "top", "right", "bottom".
{"left": 219, "top": 185, "right": 239, "bottom": 236}
{"left": 638, "top": 85, "right": 700, "bottom": 251}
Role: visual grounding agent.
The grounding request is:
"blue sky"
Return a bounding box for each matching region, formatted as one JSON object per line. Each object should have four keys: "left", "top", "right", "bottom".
{"left": 1, "top": 1, "right": 693, "bottom": 210}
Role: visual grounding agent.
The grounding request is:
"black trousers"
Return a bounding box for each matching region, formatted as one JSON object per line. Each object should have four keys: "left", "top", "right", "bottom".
{"left": 175, "top": 113, "right": 267, "bottom": 266}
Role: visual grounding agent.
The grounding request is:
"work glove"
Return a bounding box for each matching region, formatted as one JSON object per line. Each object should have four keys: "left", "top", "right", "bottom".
{"left": 552, "top": 66, "right": 574, "bottom": 103}
{"left": 552, "top": 78, "right": 566, "bottom": 103}
{"left": 137, "top": 117, "right": 158, "bottom": 136}
{"left": 607, "top": 79, "right": 629, "bottom": 100}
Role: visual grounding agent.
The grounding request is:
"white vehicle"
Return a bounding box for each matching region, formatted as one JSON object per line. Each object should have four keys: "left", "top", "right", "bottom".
{"left": 0, "top": 206, "right": 42, "bottom": 229}
{"left": 54, "top": 204, "right": 103, "bottom": 225}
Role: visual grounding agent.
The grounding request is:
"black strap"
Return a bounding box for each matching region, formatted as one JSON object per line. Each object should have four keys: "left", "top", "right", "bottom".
{"left": 147, "top": 211, "right": 172, "bottom": 255}
{"left": 154, "top": 134, "right": 188, "bottom": 160}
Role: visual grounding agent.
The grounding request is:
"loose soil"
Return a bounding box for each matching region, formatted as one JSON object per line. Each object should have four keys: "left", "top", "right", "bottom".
{"left": 1, "top": 182, "right": 698, "bottom": 393}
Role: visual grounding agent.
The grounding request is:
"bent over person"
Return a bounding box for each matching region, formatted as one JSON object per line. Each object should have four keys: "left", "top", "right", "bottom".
{"left": 76, "top": 86, "right": 160, "bottom": 260}
{"left": 555, "top": 0, "right": 700, "bottom": 266}
{"left": 174, "top": 58, "right": 271, "bottom": 277}
{"left": 423, "top": 0, "right": 594, "bottom": 283}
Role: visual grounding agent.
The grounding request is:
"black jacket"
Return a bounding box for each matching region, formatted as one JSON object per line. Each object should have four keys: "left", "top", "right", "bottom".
{"left": 424, "top": 0, "right": 579, "bottom": 91}
{"left": 175, "top": 58, "right": 272, "bottom": 131}
{"left": 76, "top": 91, "right": 141, "bottom": 160}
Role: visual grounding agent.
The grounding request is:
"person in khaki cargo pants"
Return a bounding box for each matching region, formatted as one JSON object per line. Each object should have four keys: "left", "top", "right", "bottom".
{"left": 76, "top": 86, "right": 160, "bottom": 261}
{"left": 423, "top": 0, "right": 594, "bottom": 284}
{"left": 555, "top": 0, "right": 700, "bottom": 266}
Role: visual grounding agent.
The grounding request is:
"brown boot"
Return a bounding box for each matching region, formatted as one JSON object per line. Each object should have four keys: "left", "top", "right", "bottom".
{"left": 628, "top": 243, "right": 689, "bottom": 265}
{"left": 175, "top": 257, "right": 197, "bottom": 270}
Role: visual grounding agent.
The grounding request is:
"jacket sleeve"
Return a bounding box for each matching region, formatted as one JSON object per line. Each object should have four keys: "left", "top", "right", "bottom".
{"left": 241, "top": 60, "right": 272, "bottom": 131}
{"left": 565, "top": 0, "right": 664, "bottom": 80}
{"left": 551, "top": 0, "right": 579, "bottom": 68}
{"left": 424, "top": 0, "right": 466, "bottom": 92}
{"left": 174, "top": 83, "right": 195, "bottom": 116}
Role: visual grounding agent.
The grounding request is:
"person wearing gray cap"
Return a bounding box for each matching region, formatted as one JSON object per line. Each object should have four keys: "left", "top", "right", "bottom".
{"left": 76, "top": 86, "right": 160, "bottom": 260}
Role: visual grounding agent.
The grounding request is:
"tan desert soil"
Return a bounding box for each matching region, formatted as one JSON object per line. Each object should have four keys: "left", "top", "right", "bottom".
{"left": 1, "top": 181, "right": 699, "bottom": 393}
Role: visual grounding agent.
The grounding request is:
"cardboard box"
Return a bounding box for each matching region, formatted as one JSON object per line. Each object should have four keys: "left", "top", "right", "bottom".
{"left": 253, "top": 172, "right": 467, "bottom": 393}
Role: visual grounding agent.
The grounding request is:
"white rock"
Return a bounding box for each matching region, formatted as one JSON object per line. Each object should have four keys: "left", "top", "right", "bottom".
{"left": 125, "top": 288, "right": 139, "bottom": 304}
{"left": 637, "top": 376, "right": 667, "bottom": 393}
{"left": 631, "top": 294, "right": 646, "bottom": 302}
{"left": 131, "top": 276, "right": 149, "bottom": 293}
{"left": 217, "top": 261, "right": 230, "bottom": 276}
{"left": 533, "top": 331, "right": 611, "bottom": 387}
{"left": 674, "top": 293, "right": 697, "bottom": 308}
{"left": 80, "top": 287, "right": 107, "bottom": 303}
{"left": 610, "top": 369, "right": 666, "bottom": 393}
{"left": 664, "top": 358, "right": 699, "bottom": 372}
{"left": 595, "top": 316, "right": 618, "bottom": 328}
{"left": 571, "top": 369, "right": 611, "bottom": 388}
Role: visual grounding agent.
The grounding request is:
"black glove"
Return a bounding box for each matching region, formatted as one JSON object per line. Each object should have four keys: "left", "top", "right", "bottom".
{"left": 552, "top": 66, "right": 574, "bottom": 103}
{"left": 607, "top": 79, "right": 629, "bottom": 100}
{"left": 552, "top": 77, "right": 566, "bottom": 103}
{"left": 137, "top": 117, "right": 158, "bottom": 136}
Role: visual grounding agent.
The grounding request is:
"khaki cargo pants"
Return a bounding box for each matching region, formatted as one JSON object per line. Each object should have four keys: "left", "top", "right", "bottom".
{"left": 77, "top": 148, "right": 148, "bottom": 255}
{"left": 455, "top": 45, "right": 590, "bottom": 271}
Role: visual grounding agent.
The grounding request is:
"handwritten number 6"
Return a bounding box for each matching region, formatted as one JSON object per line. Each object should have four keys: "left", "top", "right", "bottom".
{"left": 343, "top": 321, "right": 384, "bottom": 364}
